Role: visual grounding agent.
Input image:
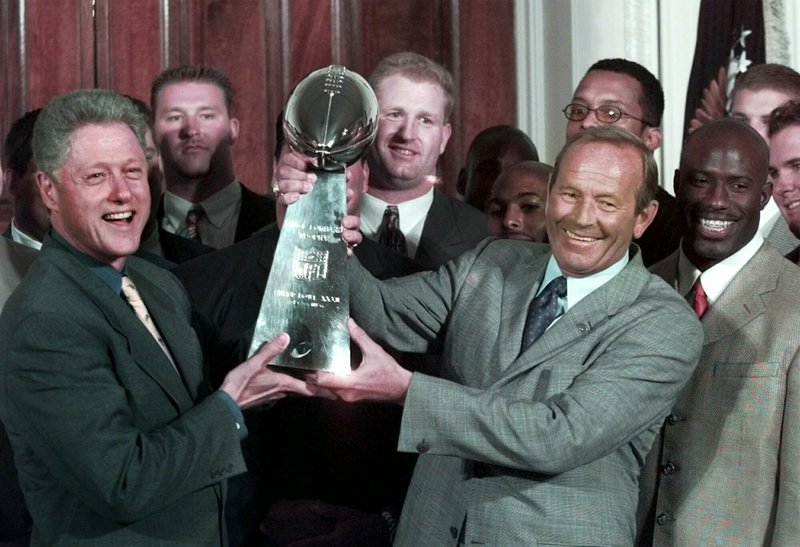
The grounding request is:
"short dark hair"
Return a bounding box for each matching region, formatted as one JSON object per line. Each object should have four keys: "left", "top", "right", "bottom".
{"left": 150, "top": 65, "right": 234, "bottom": 114}
{"left": 551, "top": 125, "right": 658, "bottom": 214}
{"left": 369, "top": 52, "right": 455, "bottom": 122}
{"left": 4, "top": 109, "right": 41, "bottom": 177}
{"left": 124, "top": 95, "right": 154, "bottom": 132}
{"left": 732, "top": 63, "right": 800, "bottom": 105}
{"left": 586, "top": 58, "right": 664, "bottom": 127}
{"left": 768, "top": 99, "right": 800, "bottom": 138}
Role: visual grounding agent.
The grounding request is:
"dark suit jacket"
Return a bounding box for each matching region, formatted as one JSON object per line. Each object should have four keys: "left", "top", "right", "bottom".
{"left": 158, "top": 183, "right": 276, "bottom": 264}
{"left": 173, "top": 225, "right": 420, "bottom": 543}
{"left": 0, "top": 235, "right": 246, "bottom": 546}
{"left": 635, "top": 187, "right": 684, "bottom": 267}
{"left": 348, "top": 240, "right": 703, "bottom": 545}
{"left": 413, "top": 188, "right": 488, "bottom": 270}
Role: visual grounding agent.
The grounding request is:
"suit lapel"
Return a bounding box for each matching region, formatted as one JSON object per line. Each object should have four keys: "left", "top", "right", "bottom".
{"left": 415, "top": 189, "right": 465, "bottom": 269}
{"left": 700, "top": 246, "right": 775, "bottom": 345}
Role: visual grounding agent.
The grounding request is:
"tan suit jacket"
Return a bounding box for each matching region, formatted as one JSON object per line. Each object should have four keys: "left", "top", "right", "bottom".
{"left": 639, "top": 243, "right": 800, "bottom": 546}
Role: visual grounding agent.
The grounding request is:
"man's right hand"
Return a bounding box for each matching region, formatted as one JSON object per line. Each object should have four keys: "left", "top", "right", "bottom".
{"left": 273, "top": 150, "right": 318, "bottom": 206}
{"left": 220, "top": 333, "right": 331, "bottom": 409}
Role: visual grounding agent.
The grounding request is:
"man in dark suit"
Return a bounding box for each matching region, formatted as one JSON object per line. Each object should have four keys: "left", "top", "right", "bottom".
{"left": 334, "top": 52, "right": 486, "bottom": 270}
{"left": 288, "top": 126, "right": 703, "bottom": 545}
{"left": 149, "top": 65, "right": 276, "bottom": 263}
{"left": 564, "top": 58, "right": 683, "bottom": 266}
{"left": 175, "top": 145, "right": 419, "bottom": 545}
{"left": 0, "top": 89, "right": 324, "bottom": 546}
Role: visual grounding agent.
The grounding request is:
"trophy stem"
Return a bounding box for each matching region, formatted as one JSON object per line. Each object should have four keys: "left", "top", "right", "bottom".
{"left": 248, "top": 169, "right": 350, "bottom": 375}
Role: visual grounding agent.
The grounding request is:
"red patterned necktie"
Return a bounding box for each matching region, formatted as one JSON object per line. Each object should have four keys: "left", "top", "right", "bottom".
{"left": 183, "top": 206, "right": 204, "bottom": 242}
{"left": 691, "top": 278, "right": 708, "bottom": 318}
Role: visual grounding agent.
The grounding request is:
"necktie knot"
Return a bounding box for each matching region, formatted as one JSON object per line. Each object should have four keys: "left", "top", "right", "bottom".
{"left": 182, "top": 205, "right": 204, "bottom": 241}
{"left": 520, "top": 276, "right": 567, "bottom": 352}
{"left": 378, "top": 205, "right": 407, "bottom": 255}
{"left": 691, "top": 278, "right": 708, "bottom": 318}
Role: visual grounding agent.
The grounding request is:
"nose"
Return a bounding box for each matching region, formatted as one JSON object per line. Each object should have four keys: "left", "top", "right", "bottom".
{"left": 180, "top": 116, "right": 200, "bottom": 138}
{"left": 397, "top": 118, "right": 417, "bottom": 140}
{"left": 108, "top": 171, "right": 133, "bottom": 201}
{"left": 581, "top": 110, "right": 602, "bottom": 130}
{"left": 572, "top": 197, "right": 596, "bottom": 225}
{"left": 504, "top": 208, "right": 523, "bottom": 232}
{"left": 707, "top": 182, "right": 730, "bottom": 209}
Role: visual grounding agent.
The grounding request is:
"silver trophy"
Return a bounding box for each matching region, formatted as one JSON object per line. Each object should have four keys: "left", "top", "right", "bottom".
{"left": 248, "top": 65, "right": 378, "bottom": 375}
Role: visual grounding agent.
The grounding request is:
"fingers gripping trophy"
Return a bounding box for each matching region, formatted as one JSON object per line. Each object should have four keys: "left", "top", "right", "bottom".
{"left": 249, "top": 66, "right": 378, "bottom": 374}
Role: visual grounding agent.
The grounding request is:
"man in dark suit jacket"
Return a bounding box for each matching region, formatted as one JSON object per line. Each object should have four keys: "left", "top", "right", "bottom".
{"left": 304, "top": 126, "right": 703, "bottom": 545}
{"left": 174, "top": 154, "right": 420, "bottom": 546}
{"left": 149, "top": 65, "right": 276, "bottom": 263}
{"left": 0, "top": 89, "right": 321, "bottom": 546}
{"left": 353, "top": 52, "right": 487, "bottom": 269}
{"left": 564, "top": 58, "right": 683, "bottom": 266}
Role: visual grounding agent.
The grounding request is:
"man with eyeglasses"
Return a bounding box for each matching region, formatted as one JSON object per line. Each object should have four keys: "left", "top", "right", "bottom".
{"left": 563, "top": 58, "right": 683, "bottom": 266}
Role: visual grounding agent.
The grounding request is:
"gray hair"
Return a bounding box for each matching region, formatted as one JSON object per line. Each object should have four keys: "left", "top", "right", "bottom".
{"left": 33, "top": 89, "right": 147, "bottom": 183}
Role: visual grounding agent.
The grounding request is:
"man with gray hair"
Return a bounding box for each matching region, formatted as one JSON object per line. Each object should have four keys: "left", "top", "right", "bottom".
{"left": 0, "top": 89, "right": 326, "bottom": 546}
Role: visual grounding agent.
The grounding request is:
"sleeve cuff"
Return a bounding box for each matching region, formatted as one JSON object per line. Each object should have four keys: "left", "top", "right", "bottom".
{"left": 215, "top": 390, "right": 248, "bottom": 439}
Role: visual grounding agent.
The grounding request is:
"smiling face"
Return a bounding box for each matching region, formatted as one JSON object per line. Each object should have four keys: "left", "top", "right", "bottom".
{"left": 768, "top": 124, "right": 800, "bottom": 237}
{"left": 676, "top": 119, "right": 771, "bottom": 271}
{"left": 566, "top": 70, "right": 661, "bottom": 150}
{"left": 37, "top": 123, "right": 150, "bottom": 270}
{"left": 367, "top": 74, "right": 452, "bottom": 198}
{"left": 487, "top": 162, "right": 550, "bottom": 242}
{"left": 153, "top": 81, "right": 239, "bottom": 194}
{"left": 546, "top": 141, "right": 656, "bottom": 277}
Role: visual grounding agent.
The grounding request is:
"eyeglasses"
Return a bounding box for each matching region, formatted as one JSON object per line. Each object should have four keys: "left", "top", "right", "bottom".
{"left": 562, "top": 103, "right": 653, "bottom": 127}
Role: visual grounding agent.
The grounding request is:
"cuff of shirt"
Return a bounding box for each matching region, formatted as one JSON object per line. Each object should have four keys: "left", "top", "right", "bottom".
{"left": 215, "top": 390, "right": 248, "bottom": 440}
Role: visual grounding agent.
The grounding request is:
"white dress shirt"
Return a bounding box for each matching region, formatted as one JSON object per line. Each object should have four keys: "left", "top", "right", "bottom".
{"left": 360, "top": 189, "right": 435, "bottom": 259}
{"left": 161, "top": 181, "right": 242, "bottom": 249}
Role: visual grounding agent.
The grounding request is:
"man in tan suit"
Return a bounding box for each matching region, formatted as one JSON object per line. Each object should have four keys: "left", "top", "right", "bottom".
{"left": 637, "top": 118, "right": 800, "bottom": 545}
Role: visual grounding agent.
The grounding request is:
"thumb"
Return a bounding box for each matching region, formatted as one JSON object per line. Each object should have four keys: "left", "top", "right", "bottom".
{"left": 347, "top": 318, "right": 377, "bottom": 355}
{"left": 250, "top": 332, "right": 290, "bottom": 366}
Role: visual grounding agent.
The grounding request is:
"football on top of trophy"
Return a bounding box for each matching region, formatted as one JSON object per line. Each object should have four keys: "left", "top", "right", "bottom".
{"left": 283, "top": 65, "right": 379, "bottom": 171}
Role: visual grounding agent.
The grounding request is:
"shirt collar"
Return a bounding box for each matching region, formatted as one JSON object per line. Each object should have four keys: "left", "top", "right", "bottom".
{"left": 163, "top": 179, "right": 241, "bottom": 231}
{"left": 360, "top": 188, "right": 435, "bottom": 236}
{"left": 677, "top": 234, "right": 764, "bottom": 303}
{"left": 50, "top": 231, "right": 124, "bottom": 294}
{"left": 540, "top": 251, "right": 629, "bottom": 312}
{"left": 11, "top": 219, "right": 43, "bottom": 250}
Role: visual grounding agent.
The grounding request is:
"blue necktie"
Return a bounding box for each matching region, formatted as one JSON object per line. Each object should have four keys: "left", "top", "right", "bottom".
{"left": 520, "top": 276, "right": 567, "bottom": 352}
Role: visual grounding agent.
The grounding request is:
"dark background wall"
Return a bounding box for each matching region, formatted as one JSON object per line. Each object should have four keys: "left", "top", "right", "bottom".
{"left": 0, "top": 0, "right": 516, "bottom": 230}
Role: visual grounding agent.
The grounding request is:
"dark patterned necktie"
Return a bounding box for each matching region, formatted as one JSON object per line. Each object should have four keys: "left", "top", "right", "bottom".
{"left": 182, "top": 205, "right": 204, "bottom": 242}
{"left": 378, "top": 205, "right": 407, "bottom": 255}
{"left": 520, "top": 276, "right": 567, "bottom": 352}
{"left": 690, "top": 278, "right": 708, "bottom": 318}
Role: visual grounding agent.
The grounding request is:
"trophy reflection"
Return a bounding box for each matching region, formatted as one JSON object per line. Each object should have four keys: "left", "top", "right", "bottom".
{"left": 248, "top": 65, "right": 378, "bottom": 374}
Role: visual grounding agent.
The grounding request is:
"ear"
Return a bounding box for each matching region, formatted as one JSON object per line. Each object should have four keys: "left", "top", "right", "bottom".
{"left": 633, "top": 199, "right": 659, "bottom": 239}
{"left": 36, "top": 172, "right": 59, "bottom": 212}
{"left": 439, "top": 123, "right": 452, "bottom": 155}
{"left": 229, "top": 117, "right": 240, "bottom": 145}
{"left": 641, "top": 126, "right": 662, "bottom": 151}
{"left": 761, "top": 180, "right": 773, "bottom": 210}
{"left": 672, "top": 168, "right": 681, "bottom": 196}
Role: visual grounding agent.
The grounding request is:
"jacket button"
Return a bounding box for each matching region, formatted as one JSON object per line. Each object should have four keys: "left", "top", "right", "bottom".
{"left": 656, "top": 512, "right": 675, "bottom": 526}
{"left": 416, "top": 440, "right": 430, "bottom": 453}
{"left": 666, "top": 413, "right": 685, "bottom": 425}
{"left": 450, "top": 526, "right": 458, "bottom": 538}
{"left": 577, "top": 323, "right": 589, "bottom": 333}
{"left": 661, "top": 461, "right": 679, "bottom": 475}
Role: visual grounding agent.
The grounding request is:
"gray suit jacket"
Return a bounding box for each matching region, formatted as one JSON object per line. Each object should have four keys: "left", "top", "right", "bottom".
{"left": 0, "top": 237, "right": 37, "bottom": 310}
{"left": 349, "top": 238, "right": 702, "bottom": 546}
{"left": 639, "top": 244, "right": 800, "bottom": 546}
{"left": 0, "top": 235, "right": 246, "bottom": 546}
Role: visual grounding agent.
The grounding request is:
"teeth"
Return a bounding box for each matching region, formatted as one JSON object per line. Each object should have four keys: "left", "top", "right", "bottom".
{"left": 699, "top": 218, "right": 733, "bottom": 232}
{"left": 104, "top": 211, "right": 133, "bottom": 221}
{"left": 565, "top": 230, "right": 598, "bottom": 242}
{"left": 785, "top": 200, "right": 800, "bottom": 210}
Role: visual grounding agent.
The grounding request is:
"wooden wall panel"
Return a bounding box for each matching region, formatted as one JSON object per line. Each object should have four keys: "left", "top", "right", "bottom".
{"left": 0, "top": 0, "right": 518, "bottom": 229}
{"left": 98, "top": 0, "right": 164, "bottom": 103}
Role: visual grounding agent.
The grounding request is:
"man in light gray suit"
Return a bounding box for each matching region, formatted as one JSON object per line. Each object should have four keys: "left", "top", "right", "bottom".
{"left": 637, "top": 118, "right": 800, "bottom": 545}
{"left": 304, "top": 126, "right": 703, "bottom": 545}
